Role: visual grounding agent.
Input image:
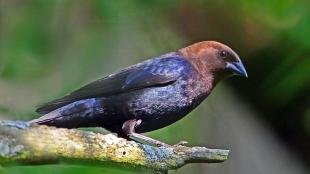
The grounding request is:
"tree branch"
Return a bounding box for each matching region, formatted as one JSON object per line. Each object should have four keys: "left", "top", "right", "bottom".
{"left": 0, "top": 120, "right": 229, "bottom": 172}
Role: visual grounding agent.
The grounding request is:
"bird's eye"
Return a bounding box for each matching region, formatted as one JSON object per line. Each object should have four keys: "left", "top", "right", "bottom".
{"left": 219, "top": 50, "right": 228, "bottom": 59}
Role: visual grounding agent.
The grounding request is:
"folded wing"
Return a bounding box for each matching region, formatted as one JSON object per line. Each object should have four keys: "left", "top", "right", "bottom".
{"left": 36, "top": 54, "right": 187, "bottom": 114}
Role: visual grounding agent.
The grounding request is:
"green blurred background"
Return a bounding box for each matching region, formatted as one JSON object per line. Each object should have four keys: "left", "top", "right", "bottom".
{"left": 0, "top": 0, "right": 309, "bottom": 174}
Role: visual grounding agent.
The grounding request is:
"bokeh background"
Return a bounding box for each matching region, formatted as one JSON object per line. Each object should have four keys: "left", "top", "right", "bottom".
{"left": 0, "top": 0, "right": 309, "bottom": 174}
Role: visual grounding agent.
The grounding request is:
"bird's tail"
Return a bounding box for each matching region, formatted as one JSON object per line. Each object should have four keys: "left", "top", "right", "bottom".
{"left": 28, "top": 98, "right": 105, "bottom": 128}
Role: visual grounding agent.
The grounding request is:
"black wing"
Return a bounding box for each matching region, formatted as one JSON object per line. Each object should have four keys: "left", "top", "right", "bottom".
{"left": 36, "top": 55, "right": 186, "bottom": 114}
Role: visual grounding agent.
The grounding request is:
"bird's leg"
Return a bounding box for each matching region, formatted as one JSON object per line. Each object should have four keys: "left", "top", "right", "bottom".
{"left": 122, "top": 119, "right": 171, "bottom": 147}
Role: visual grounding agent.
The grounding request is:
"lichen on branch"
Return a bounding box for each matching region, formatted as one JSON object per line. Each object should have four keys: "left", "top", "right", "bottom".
{"left": 0, "top": 120, "right": 229, "bottom": 172}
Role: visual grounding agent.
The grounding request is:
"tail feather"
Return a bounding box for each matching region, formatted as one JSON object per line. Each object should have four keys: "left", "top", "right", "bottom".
{"left": 36, "top": 98, "right": 72, "bottom": 114}
{"left": 30, "top": 98, "right": 104, "bottom": 128}
{"left": 28, "top": 111, "right": 63, "bottom": 124}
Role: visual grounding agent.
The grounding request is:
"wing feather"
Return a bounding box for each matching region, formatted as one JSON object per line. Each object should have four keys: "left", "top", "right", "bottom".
{"left": 36, "top": 53, "right": 187, "bottom": 114}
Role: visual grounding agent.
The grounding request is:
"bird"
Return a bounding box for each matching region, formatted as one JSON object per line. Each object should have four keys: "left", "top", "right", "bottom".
{"left": 29, "top": 41, "right": 248, "bottom": 147}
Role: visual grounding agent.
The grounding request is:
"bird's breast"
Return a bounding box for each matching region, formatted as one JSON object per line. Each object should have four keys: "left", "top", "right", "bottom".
{"left": 126, "top": 74, "right": 207, "bottom": 120}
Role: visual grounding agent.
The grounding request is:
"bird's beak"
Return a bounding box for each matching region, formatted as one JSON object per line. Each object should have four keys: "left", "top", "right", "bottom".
{"left": 226, "top": 61, "right": 248, "bottom": 78}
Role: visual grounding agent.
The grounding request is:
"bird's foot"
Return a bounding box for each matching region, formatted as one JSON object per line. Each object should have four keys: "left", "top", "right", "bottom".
{"left": 123, "top": 119, "right": 188, "bottom": 148}
{"left": 129, "top": 133, "right": 171, "bottom": 147}
{"left": 129, "top": 133, "right": 189, "bottom": 148}
{"left": 154, "top": 140, "right": 188, "bottom": 148}
{"left": 173, "top": 140, "right": 188, "bottom": 147}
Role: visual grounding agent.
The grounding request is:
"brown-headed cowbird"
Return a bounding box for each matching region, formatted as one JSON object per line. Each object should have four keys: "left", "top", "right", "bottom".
{"left": 29, "top": 41, "right": 247, "bottom": 147}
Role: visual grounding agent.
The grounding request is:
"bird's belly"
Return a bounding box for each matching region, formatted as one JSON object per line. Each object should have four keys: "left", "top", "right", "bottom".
{"left": 123, "top": 86, "right": 202, "bottom": 133}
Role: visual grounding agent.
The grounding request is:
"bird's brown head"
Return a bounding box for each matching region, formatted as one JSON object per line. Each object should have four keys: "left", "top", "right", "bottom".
{"left": 179, "top": 41, "right": 248, "bottom": 81}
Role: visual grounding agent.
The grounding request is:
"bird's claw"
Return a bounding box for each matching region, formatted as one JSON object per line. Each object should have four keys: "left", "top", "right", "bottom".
{"left": 155, "top": 142, "right": 172, "bottom": 148}
{"left": 155, "top": 140, "right": 188, "bottom": 148}
{"left": 174, "top": 140, "right": 188, "bottom": 147}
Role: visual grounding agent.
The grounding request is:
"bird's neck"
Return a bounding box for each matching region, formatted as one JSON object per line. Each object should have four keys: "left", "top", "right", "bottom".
{"left": 201, "top": 72, "right": 217, "bottom": 95}
{"left": 177, "top": 51, "right": 221, "bottom": 95}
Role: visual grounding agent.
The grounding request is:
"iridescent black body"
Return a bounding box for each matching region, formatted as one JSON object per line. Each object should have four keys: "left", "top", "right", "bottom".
{"left": 30, "top": 41, "right": 248, "bottom": 144}
{"left": 32, "top": 52, "right": 208, "bottom": 136}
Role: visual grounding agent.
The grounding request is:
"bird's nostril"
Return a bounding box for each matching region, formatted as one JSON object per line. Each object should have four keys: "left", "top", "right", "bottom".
{"left": 225, "top": 61, "right": 248, "bottom": 78}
